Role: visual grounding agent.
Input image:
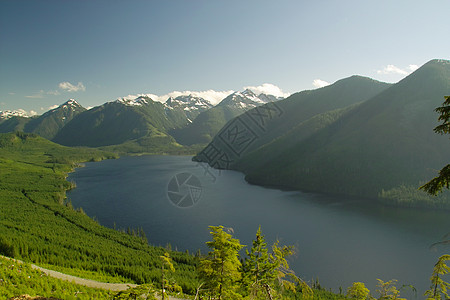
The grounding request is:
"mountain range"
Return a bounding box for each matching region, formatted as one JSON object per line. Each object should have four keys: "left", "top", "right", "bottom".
{"left": 194, "top": 59, "right": 450, "bottom": 201}
{"left": 170, "top": 89, "right": 284, "bottom": 145}
{"left": 1, "top": 59, "right": 449, "bottom": 203}
{"left": 0, "top": 90, "right": 282, "bottom": 153}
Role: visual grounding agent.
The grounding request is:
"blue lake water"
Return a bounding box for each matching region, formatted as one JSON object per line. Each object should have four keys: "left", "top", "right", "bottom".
{"left": 68, "top": 155, "right": 450, "bottom": 295}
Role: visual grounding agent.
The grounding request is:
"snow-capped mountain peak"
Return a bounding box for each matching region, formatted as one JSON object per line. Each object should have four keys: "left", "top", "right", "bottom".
{"left": 164, "top": 95, "right": 212, "bottom": 111}
{"left": 115, "top": 96, "right": 151, "bottom": 106}
{"left": 56, "top": 99, "right": 83, "bottom": 111}
{"left": 217, "top": 89, "right": 283, "bottom": 109}
{"left": 240, "top": 89, "right": 258, "bottom": 98}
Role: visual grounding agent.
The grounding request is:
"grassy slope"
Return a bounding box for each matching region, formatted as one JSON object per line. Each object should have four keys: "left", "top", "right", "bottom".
{"left": 0, "top": 256, "right": 111, "bottom": 299}
{"left": 0, "top": 132, "right": 199, "bottom": 294}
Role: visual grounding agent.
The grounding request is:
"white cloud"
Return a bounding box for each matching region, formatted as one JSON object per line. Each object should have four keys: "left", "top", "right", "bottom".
{"left": 59, "top": 81, "right": 86, "bottom": 92}
{"left": 377, "top": 64, "right": 409, "bottom": 75}
{"left": 312, "top": 79, "right": 330, "bottom": 88}
{"left": 48, "top": 104, "right": 59, "bottom": 110}
{"left": 8, "top": 92, "right": 15, "bottom": 95}
{"left": 375, "top": 63, "right": 420, "bottom": 82}
{"left": 408, "top": 64, "right": 419, "bottom": 72}
{"left": 47, "top": 90, "right": 61, "bottom": 96}
{"left": 25, "top": 90, "right": 45, "bottom": 99}
{"left": 8, "top": 108, "right": 39, "bottom": 117}
{"left": 377, "top": 63, "right": 420, "bottom": 75}
{"left": 243, "top": 83, "right": 290, "bottom": 98}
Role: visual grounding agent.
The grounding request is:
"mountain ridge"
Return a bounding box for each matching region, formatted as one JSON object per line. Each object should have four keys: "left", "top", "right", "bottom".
{"left": 170, "top": 90, "right": 286, "bottom": 146}
{"left": 195, "top": 59, "right": 450, "bottom": 200}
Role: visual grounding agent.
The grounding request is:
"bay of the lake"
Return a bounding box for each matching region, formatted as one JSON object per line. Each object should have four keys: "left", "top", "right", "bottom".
{"left": 68, "top": 155, "right": 450, "bottom": 295}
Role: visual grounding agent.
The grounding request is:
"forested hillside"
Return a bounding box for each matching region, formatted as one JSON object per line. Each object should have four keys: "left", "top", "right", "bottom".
{"left": 0, "top": 132, "right": 199, "bottom": 294}
{"left": 195, "top": 59, "right": 450, "bottom": 204}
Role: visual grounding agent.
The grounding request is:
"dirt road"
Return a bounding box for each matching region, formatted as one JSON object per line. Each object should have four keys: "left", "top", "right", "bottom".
{"left": 1, "top": 255, "right": 188, "bottom": 299}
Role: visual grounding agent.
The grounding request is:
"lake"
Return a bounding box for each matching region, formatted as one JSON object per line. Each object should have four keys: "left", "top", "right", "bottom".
{"left": 68, "top": 155, "right": 450, "bottom": 295}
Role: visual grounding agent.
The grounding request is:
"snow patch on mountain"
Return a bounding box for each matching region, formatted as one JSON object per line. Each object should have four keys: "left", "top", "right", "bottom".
{"left": 217, "top": 89, "right": 284, "bottom": 109}
{"left": 0, "top": 109, "right": 29, "bottom": 119}
{"left": 115, "top": 96, "right": 151, "bottom": 106}
{"left": 164, "top": 95, "right": 212, "bottom": 112}
{"left": 56, "top": 99, "right": 83, "bottom": 111}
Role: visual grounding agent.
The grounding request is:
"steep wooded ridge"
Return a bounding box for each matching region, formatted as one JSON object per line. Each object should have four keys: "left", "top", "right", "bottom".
{"left": 195, "top": 59, "right": 450, "bottom": 200}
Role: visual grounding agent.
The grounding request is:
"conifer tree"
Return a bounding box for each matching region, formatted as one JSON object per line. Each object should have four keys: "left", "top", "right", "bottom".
{"left": 243, "top": 227, "right": 313, "bottom": 300}
{"left": 242, "top": 226, "right": 276, "bottom": 298}
{"left": 375, "top": 279, "right": 405, "bottom": 300}
{"left": 425, "top": 254, "right": 450, "bottom": 300}
{"left": 421, "top": 96, "right": 450, "bottom": 195}
{"left": 347, "top": 282, "right": 370, "bottom": 300}
{"left": 199, "top": 225, "right": 244, "bottom": 299}
{"left": 160, "top": 252, "right": 175, "bottom": 300}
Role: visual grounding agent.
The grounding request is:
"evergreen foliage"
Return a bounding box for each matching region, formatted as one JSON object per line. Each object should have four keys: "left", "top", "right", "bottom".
{"left": 199, "top": 226, "right": 244, "bottom": 299}
{"left": 420, "top": 96, "right": 450, "bottom": 195}
{"left": 425, "top": 255, "right": 450, "bottom": 300}
{"left": 198, "top": 225, "right": 314, "bottom": 300}
{"left": 347, "top": 282, "right": 370, "bottom": 300}
{"left": 242, "top": 226, "right": 276, "bottom": 298}
{"left": 375, "top": 279, "right": 405, "bottom": 300}
{"left": 379, "top": 185, "right": 450, "bottom": 209}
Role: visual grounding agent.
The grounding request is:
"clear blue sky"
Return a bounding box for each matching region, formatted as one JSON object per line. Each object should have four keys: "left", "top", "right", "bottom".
{"left": 1, "top": 0, "right": 449, "bottom": 114}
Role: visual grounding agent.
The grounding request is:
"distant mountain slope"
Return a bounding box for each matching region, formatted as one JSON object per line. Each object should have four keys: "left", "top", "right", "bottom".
{"left": 164, "top": 94, "right": 212, "bottom": 120}
{"left": 0, "top": 100, "right": 86, "bottom": 140}
{"left": 0, "top": 116, "right": 30, "bottom": 133}
{"left": 244, "top": 75, "right": 392, "bottom": 151}
{"left": 24, "top": 99, "right": 86, "bottom": 140}
{"left": 53, "top": 96, "right": 188, "bottom": 147}
{"left": 199, "top": 59, "right": 450, "bottom": 199}
{"left": 194, "top": 75, "right": 391, "bottom": 166}
{"left": 171, "top": 90, "right": 284, "bottom": 145}
{"left": 216, "top": 89, "right": 279, "bottom": 109}
{"left": 0, "top": 109, "right": 32, "bottom": 131}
